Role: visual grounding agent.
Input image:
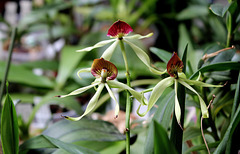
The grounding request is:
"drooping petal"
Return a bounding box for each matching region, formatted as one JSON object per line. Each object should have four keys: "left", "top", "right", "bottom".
{"left": 174, "top": 79, "right": 181, "bottom": 125}
{"left": 63, "top": 83, "right": 105, "bottom": 121}
{"left": 76, "top": 39, "right": 115, "bottom": 52}
{"left": 178, "top": 80, "right": 209, "bottom": 118}
{"left": 91, "top": 58, "right": 118, "bottom": 80}
{"left": 123, "top": 39, "right": 166, "bottom": 75}
{"left": 77, "top": 68, "right": 91, "bottom": 79}
{"left": 167, "top": 52, "right": 184, "bottom": 78}
{"left": 101, "top": 40, "right": 119, "bottom": 61}
{"left": 179, "top": 77, "right": 223, "bottom": 88}
{"left": 124, "top": 33, "right": 153, "bottom": 40}
{"left": 105, "top": 83, "right": 119, "bottom": 118}
{"left": 107, "top": 80, "right": 147, "bottom": 105}
{"left": 137, "top": 77, "right": 174, "bottom": 116}
{"left": 107, "top": 20, "right": 133, "bottom": 38}
{"left": 57, "top": 82, "right": 100, "bottom": 98}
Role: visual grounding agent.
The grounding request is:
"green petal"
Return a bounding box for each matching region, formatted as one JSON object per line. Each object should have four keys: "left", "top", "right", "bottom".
{"left": 101, "top": 40, "right": 119, "bottom": 61}
{"left": 58, "top": 82, "right": 99, "bottom": 98}
{"left": 138, "top": 77, "right": 174, "bottom": 117}
{"left": 105, "top": 83, "right": 119, "bottom": 118}
{"left": 77, "top": 68, "right": 91, "bottom": 79}
{"left": 179, "top": 77, "right": 223, "bottom": 87}
{"left": 107, "top": 80, "right": 147, "bottom": 105}
{"left": 76, "top": 39, "right": 115, "bottom": 52}
{"left": 174, "top": 79, "right": 181, "bottom": 124}
{"left": 178, "top": 80, "right": 209, "bottom": 118}
{"left": 63, "top": 83, "right": 105, "bottom": 121}
{"left": 124, "top": 33, "right": 153, "bottom": 40}
{"left": 123, "top": 39, "right": 165, "bottom": 75}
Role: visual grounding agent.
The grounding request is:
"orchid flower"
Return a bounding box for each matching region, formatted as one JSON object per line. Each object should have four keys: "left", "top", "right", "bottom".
{"left": 137, "top": 52, "right": 223, "bottom": 125}
{"left": 57, "top": 58, "right": 146, "bottom": 121}
{"left": 77, "top": 20, "right": 165, "bottom": 75}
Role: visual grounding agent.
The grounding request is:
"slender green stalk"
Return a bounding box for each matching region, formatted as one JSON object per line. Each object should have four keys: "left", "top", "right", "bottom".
{"left": 226, "top": 14, "right": 232, "bottom": 47}
{"left": 0, "top": 27, "right": 17, "bottom": 107}
{"left": 119, "top": 40, "right": 132, "bottom": 154}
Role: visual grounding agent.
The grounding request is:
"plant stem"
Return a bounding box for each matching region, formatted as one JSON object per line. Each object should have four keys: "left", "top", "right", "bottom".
{"left": 226, "top": 13, "right": 232, "bottom": 47}
{"left": 119, "top": 40, "right": 131, "bottom": 154}
{"left": 0, "top": 27, "right": 17, "bottom": 107}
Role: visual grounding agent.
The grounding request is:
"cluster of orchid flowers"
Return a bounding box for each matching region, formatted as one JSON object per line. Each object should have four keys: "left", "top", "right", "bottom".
{"left": 58, "top": 20, "right": 222, "bottom": 125}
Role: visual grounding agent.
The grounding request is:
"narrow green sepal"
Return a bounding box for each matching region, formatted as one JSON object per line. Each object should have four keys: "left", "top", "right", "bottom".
{"left": 77, "top": 39, "right": 115, "bottom": 52}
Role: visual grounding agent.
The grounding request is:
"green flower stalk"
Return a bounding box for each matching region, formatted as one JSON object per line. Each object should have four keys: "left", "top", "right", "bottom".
{"left": 137, "top": 52, "right": 223, "bottom": 125}
{"left": 57, "top": 58, "right": 146, "bottom": 121}
{"left": 77, "top": 20, "right": 165, "bottom": 75}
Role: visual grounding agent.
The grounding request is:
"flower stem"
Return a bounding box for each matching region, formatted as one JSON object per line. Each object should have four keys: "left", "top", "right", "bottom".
{"left": 119, "top": 40, "right": 131, "bottom": 154}
{"left": 0, "top": 27, "right": 17, "bottom": 108}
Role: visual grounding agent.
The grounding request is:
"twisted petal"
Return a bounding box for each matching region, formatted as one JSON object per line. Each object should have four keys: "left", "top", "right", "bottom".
{"left": 101, "top": 40, "right": 119, "bottom": 61}
{"left": 58, "top": 82, "right": 100, "bottom": 98}
{"left": 174, "top": 79, "right": 181, "bottom": 125}
{"left": 76, "top": 39, "right": 115, "bottom": 52}
{"left": 107, "top": 80, "right": 147, "bottom": 105}
{"left": 105, "top": 83, "right": 119, "bottom": 118}
{"left": 178, "top": 80, "right": 209, "bottom": 118}
{"left": 179, "top": 77, "right": 223, "bottom": 88}
{"left": 124, "top": 33, "right": 153, "bottom": 40}
{"left": 137, "top": 77, "right": 174, "bottom": 116}
{"left": 77, "top": 68, "right": 91, "bottom": 79}
{"left": 63, "top": 83, "right": 105, "bottom": 121}
{"left": 123, "top": 39, "right": 165, "bottom": 75}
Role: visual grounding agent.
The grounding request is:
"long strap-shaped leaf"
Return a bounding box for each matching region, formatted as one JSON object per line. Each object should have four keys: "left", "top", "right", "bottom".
{"left": 19, "top": 134, "right": 98, "bottom": 154}
{"left": 1, "top": 93, "right": 19, "bottom": 154}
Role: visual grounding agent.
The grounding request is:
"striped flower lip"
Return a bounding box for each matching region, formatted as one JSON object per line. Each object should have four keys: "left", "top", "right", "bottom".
{"left": 167, "top": 52, "right": 184, "bottom": 78}
{"left": 91, "top": 58, "right": 118, "bottom": 81}
{"left": 107, "top": 20, "right": 133, "bottom": 39}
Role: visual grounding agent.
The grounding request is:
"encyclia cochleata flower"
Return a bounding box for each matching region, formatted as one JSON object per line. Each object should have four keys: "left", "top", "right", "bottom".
{"left": 77, "top": 20, "right": 164, "bottom": 75}
{"left": 57, "top": 58, "right": 146, "bottom": 121}
{"left": 137, "top": 52, "right": 223, "bottom": 125}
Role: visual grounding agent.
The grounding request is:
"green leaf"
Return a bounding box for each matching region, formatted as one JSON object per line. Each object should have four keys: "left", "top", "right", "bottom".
{"left": 42, "top": 119, "right": 125, "bottom": 142}
{"left": 56, "top": 45, "right": 87, "bottom": 90}
{"left": 184, "top": 141, "right": 220, "bottom": 154}
{"left": 150, "top": 47, "right": 172, "bottom": 64}
{"left": 213, "top": 84, "right": 240, "bottom": 153}
{"left": 177, "top": 5, "right": 209, "bottom": 20}
{"left": 1, "top": 94, "right": 19, "bottom": 154}
{"left": 190, "top": 62, "right": 240, "bottom": 79}
{"left": 144, "top": 90, "right": 174, "bottom": 154}
{"left": 19, "top": 134, "right": 98, "bottom": 154}
{"left": 21, "top": 60, "right": 58, "bottom": 70}
{"left": 210, "top": 3, "right": 229, "bottom": 17}
{"left": 0, "top": 61, "right": 54, "bottom": 88}
{"left": 153, "top": 120, "right": 178, "bottom": 154}
{"left": 183, "top": 127, "right": 201, "bottom": 142}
